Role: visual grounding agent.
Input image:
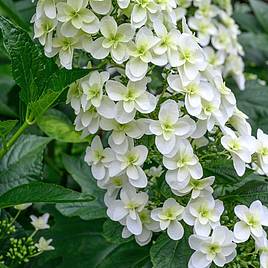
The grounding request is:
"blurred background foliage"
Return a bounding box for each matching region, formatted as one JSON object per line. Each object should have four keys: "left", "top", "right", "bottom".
{"left": 0, "top": 0, "right": 268, "bottom": 267}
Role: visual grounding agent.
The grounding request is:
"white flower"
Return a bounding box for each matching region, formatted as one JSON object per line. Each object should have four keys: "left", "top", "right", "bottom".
{"left": 117, "top": 0, "right": 130, "bottom": 9}
{"left": 57, "top": 0, "right": 99, "bottom": 37}
{"left": 171, "top": 176, "right": 214, "bottom": 199}
{"left": 126, "top": 27, "right": 159, "bottom": 81}
{"left": 85, "top": 16, "right": 134, "bottom": 63}
{"left": 204, "top": 47, "right": 225, "bottom": 68}
{"left": 35, "top": 237, "right": 55, "bottom": 252}
{"left": 188, "top": 17, "right": 217, "bottom": 46}
{"left": 102, "top": 174, "right": 128, "bottom": 205}
{"left": 67, "top": 81, "right": 83, "bottom": 114}
{"left": 214, "top": 75, "right": 236, "bottom": 118}
{"left": 167, "top": 74, "right": 215, "bottom": 117}
{"left": 84, "top": 136, "right": 114, "bottom": 180}
{"left": 151, "top": 20, "right": 180, "bottom": 66}
{"left": 163, "top": 139, "right": 203, "bottom": 189}
{"left": 151, "top": 198, "right": 184, "bottom": 240}
{"left": 234, "top": 200, "right": 268, "bottom": 243}
{"left": 30, "top": 213, "right": 50, "bottom": 230}
{"left": 211, "top": 24, "right": 232, "bottom": 52}
{"left": 194, "top": 89, "right": 225, "bottom": 131}
{"left": 189, "top": 226, "right": 236, "bottom": 268}
{"left": 48, "top": 30, "right": 81, "bottom": 69}
{"left": 177, "top": 0, "right": 192, "bottom": 8}
{"left": 80, "top": 71, "right": 109, "bottom": 110}
{"left": 260, "top": 253, "right": 268, "bottom": 268}
{"left": 169, "top": 33, "right": 207, "bottom": 82}
{"left": 224, "top": 54, "right": 245, "bottom": 90}
{"left": 131, "top": 0, "right": 158, "bottom": 28}
{"left": 183, "top": 195, "right": 224, "bottom": 236}
{"left": 107, "top": 185, "right": 148, "bottom": 235}
{"left": 35, "top": 0, "right": 57, "bottom": 19}
{"left": 74, "top": 107, "right": 101, "bottom": 135}
{"left": 122, "top": 208, "right": 159, "bottom": 246}
{"left": 228, "top": 108, "right": 251, "bottom": 136}
{"left": 89, "top": 0, "right": 112, "bottom": 15}
{"left": 14, "top": 203, "right": 32, "bottom": 211}
{"left": 255, "top": 234, "right": 268, "bottom": 268}
{"left": 256, "top": 129, "right": 268, "bottom": 175}
{"left": 149, "top": 100, "right": 195, "bottom": 155}
{"left": 97, "top": 96, "right": 117, "bottom": 120}
{"left": 194, "top": 0, "right": 218, "bottom": 18}
{"left": 100, "top": 118, "right": 146, "bottom": 146}
{"left": 106, "top": 77, "right": 157, "bottom": 116}
{"left": 221, "top": 131, "right": 256, "bottom": 176}
{"left": 110, "top": 142, "right": 148, "bottom": 188}
{"left": 33, "top": 16, "right": 57, "bottom": 54}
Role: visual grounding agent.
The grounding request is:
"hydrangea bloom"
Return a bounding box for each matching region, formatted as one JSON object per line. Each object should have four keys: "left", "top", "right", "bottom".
{"left": 33, "top": 0, "right": 268, "bottom": 266}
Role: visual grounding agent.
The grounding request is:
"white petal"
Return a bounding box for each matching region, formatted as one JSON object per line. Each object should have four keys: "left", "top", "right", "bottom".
{"left": 234, "top": 221, "right": 250, "bottom": 242}
{"left": 87, "top": 38, "right": 109, "bottom": 59}
{"left": 107, "top": 200, "right": 128, "bottom": 221}
{"left": 126, "top": 215, "right": 142, "bottom": 235}
{"left": 167, "top": 221, "right": 184, "bottom": 240}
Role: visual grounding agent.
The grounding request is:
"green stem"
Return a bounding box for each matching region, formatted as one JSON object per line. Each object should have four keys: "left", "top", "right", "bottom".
{"left": 9, "top": 210, "right": 21, "bottom": 226}
{"left": 0, "top": 120, "right": 29, "bottom": 159}
{"left": 29, "top": 230, "right": 38, "bottom": 239}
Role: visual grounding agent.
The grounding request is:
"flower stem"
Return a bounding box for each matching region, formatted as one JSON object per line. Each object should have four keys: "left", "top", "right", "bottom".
{"left": 0, "top": 120, "right": 29, "bottom": 159}
{"left": 9, "top": 210, "right": 21, "bottom": 226}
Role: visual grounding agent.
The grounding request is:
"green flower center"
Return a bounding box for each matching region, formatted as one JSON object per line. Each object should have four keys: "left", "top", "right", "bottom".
{"left": 111, "top": 177, "right": 123, "bottom": 187}
{"left": 87, "top": 85, "right": 100, "bottom": 99}
{"left": 185, "top": 83, "right": 199, "bottom": 95}
{"left": 247, "top": 214, "right": 259, "bottom": 227}
{"left": 127, "top": 154, "right": 139, "bottom": 165}
{"left": 199, "top": 207, "right": 210, "bottom": 218}
{"left": 228, "top": 140, "right": 241, "bottom": 152}
{"left": 163, "top": 208, "right": 177, "bottom": 220}
{"left": 126, "top": 201, "right": 139, "bottom": 210}
{"left": 260, "top": 147, "right": 268, "bottom": 156}
{"left": 162, "top": 122, "right": 174, "bottom": 134}
{"left": 182, "top": 49, "right": 192, "bottom": 62}
{"left": 208, "top": 244, "right": 221, "bottom": 255}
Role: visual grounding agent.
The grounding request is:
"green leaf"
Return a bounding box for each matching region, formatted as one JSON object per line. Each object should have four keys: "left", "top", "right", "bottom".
{"left": 0, "top": 64, "right": 17, "bottom": 117}
{"left": 103, "top": 219, "right": 133, "bottom": 244}
{"left": 150, "top": 229, "right": 192, "bottom": 268}
{"left": 0, "top": 134, "right": 51, "bottom": 195}
{"left": 203, "top": 159, "right": 253, "bottom": 194}
{"left": 249, "top": 0, "right": 268, "bottom": 33}
{"left": 28, "top": 90, "right": 61, "bottom": 118}
{"left": 32, "top": 208, "right": 151, "bottom": 268}
{"left": 0, "top": 16, "right": 57, "bottom": 104}
{"left": 56, "top": 155, "right": 106, "bottom": 220}
{"left": 0, "top": 16, "right": 88, "bottom": 116}
{"left": 224, "top": 180, "right": 268, "bottom": 206}
{"left": 232, "top": 80, "right": 268, "bottom": 133}
{"left": 0, "top": 182, "right": 94, "bottom": 208}
{"left": 239, "top": 33, "right": 268, "bottom": 66}
{"left": 233, "top": 8, "right": 261, "bottom": 33}
{"left": 29, "top": 68, "right": 89, "bottom": 118}
{"left": 0, "top": 119, "right": 17, "bottom": 139}
{"left": 37, "top": 109, "right": 91, "bottom": 143}
{"left": 0, "top": 0, "right": 30, "bottom": 30}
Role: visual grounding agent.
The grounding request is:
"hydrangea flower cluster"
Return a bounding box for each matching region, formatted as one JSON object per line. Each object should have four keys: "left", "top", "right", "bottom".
{"left": 32, "top": 0, "right": 268, "bottom": 267}
{"left": 32, "top": 0, "right": 244, "bottom": 88}
{"left": 186, "top": 0, "right": 245, "bottom": 89}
